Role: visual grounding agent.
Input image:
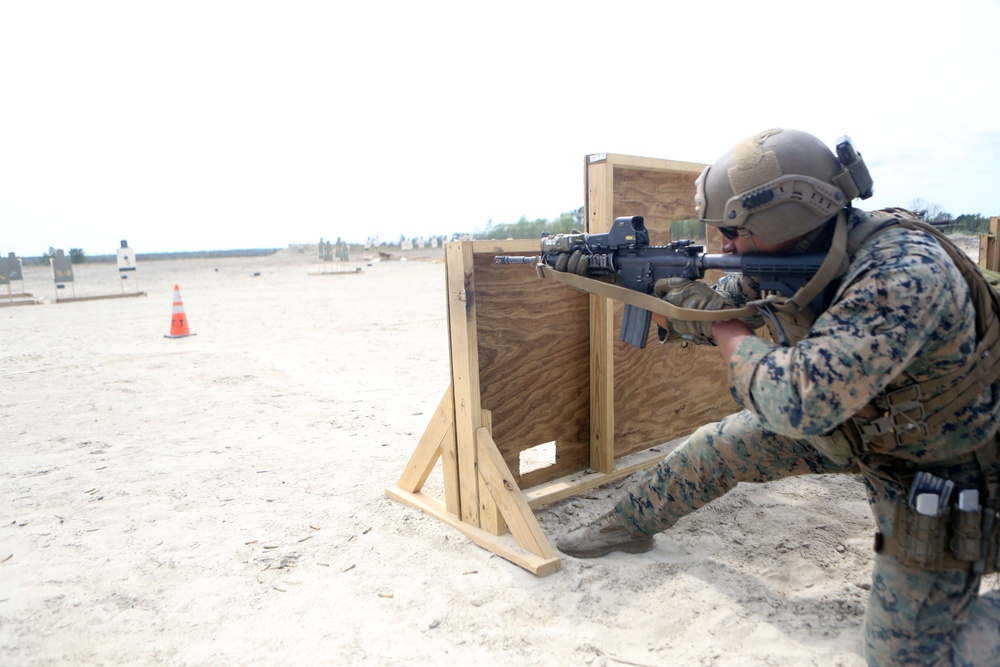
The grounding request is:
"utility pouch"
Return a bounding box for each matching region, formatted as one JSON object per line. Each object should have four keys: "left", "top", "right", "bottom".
{"left": 995, "top": 524, "right": 1000, "bottom": 573}
{"left": 978, "top": 507, "right": 1000, "bottom": 575}
{"left": 949, "top": 506, "right": 982, "bottom": 562}
{"left": 895, "top": 502, "right": 949, "bottom": 569}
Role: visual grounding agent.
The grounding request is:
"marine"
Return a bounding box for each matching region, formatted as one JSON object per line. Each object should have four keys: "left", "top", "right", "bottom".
{"left": 556, "top": 129, "right": 1000, "bottom": 665}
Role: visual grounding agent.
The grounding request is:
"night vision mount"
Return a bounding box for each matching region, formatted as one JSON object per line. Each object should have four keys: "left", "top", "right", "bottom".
{"left": 834, "top": 135, "right": 874, "bottom": 200}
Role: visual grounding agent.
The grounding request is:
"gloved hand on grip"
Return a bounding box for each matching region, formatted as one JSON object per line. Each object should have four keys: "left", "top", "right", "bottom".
{"left": 653, "top": 277, "right": 736, "bottom": 345}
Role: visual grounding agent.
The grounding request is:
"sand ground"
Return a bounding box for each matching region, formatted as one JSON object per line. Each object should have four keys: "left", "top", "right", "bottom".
{"left": 0, "top": 239, "right": 993, "bottom": 666}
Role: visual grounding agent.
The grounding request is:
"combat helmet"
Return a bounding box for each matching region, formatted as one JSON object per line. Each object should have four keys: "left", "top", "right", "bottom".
{"left": 694, "top": 128, "right": 873, "bottom": 246}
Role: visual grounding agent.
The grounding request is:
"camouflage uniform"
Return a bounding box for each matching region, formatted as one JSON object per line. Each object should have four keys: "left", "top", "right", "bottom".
{"left": 613, "top": 216, "right": 1000, "bottom": 665}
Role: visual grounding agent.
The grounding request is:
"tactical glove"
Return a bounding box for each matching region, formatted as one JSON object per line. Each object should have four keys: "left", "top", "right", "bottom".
{"left": 653, "top": 277, "right": 736, "bottom": 345}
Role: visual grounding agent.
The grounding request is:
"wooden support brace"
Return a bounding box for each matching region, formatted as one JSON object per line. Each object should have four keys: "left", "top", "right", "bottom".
{"left": 395, "top": 386, "right": 455, "bottom": 495}
{"left": 478, "top": 410, "right": 507, "bottom": 536}
{"left": 475, "top": 427, "right": 557, "bottom": 563}
{"left": 384, "top": 400, "right": 558, "bottom": 576}
{"left": 384, "top": 486, "right": 561, "bottom": 576}
{"left": 522, "top": 438, "right": 683, "bottom": 509}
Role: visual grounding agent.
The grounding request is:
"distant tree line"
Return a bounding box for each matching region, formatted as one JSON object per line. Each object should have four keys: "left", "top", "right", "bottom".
{"left": 907, "top": 198, "right": 992, "bottom": 234}
{"left": 40, "top": 246, "right": 86, "bottom": 263}
{"left": 470, "top": 209, "right": 708, "bottom": 241}
{"left": 947, "top": 214, "right": 993, "bottom": 234}
{"left": 474, "top": 208, "right": 585, "bottom": 240}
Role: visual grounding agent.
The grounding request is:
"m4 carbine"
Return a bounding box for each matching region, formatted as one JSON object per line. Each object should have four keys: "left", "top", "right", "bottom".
{"left": 495, "top": 215, "right": 830, "bottom": 348}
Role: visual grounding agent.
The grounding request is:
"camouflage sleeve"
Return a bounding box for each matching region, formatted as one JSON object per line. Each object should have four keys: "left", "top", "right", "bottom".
{"left": 714, "top": 272, "right": 759, "bottom": 306}
{"left": 714, "top": 273, "right": 764, "bottom": 330}
{"left": 726, "top": 230, "right": 970, "bottom": 437}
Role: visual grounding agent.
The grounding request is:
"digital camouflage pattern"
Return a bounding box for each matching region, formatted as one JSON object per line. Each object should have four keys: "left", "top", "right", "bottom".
{"left": 613, "top": 213, "right": 1000, "bottom": 665}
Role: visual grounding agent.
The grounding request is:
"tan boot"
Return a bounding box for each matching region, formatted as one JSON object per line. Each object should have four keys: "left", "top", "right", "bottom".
{"left": 556, "top": 511, "right": 654, "bottom": 558}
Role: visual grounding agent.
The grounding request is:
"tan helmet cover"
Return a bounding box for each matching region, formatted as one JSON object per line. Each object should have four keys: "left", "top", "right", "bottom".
{"left": 695, "top": 128, "right": 850, "bottom": 245}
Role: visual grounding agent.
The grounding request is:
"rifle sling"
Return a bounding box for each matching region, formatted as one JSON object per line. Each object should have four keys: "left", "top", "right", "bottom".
{"left": 536, "top": 265, "right": 760, "bottom": 322}
{"left": 790, "top": 211, "right": 848, "bottom": 310}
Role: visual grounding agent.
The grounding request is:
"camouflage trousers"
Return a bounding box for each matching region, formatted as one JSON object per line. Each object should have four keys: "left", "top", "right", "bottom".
{"left": 613, "top": 410, "right": 1000, "bottom": 666}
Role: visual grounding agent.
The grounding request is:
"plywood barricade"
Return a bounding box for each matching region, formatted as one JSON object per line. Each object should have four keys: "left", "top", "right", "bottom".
{"left": 980, "top": 216, "right": 1000, "bottom": 272}
{"left": 386, "top": 153, "right": 741, "bottom": 576}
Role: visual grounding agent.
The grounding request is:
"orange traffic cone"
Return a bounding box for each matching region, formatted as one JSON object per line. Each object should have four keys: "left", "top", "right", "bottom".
{"left": 164, "top": 284, "right": 196, "bottom": 338}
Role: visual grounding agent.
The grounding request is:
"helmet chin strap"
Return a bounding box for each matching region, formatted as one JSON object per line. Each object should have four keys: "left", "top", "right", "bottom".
{"left": 737, "top": 228, "right": 757, "bottom": 252}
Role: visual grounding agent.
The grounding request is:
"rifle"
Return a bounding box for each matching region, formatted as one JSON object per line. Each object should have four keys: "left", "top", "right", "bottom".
{"left": 495, "top": 215, "right": 832, "bottom": 348}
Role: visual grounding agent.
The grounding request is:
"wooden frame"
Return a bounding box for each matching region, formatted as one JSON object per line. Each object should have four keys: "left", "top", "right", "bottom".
{"left": 0, "top": 293, "right": 40, "bottom": 307}
{"left": 980, "top": 216, "right": 1000, "bottom": 272}
{"left": 387, "top": 153, "right": 741, "bottom": 575}
{"left": 0, "top": 256, "right": 38, "bottom": 307}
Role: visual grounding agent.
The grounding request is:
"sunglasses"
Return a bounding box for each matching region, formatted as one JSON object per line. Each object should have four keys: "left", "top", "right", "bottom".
{"left": 719, "top": 226, "right": 741, "bottom": 240}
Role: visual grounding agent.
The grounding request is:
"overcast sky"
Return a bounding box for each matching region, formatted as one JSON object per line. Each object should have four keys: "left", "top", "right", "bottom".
{"left": 2, "top": 1, "right": 999, "bottom": 255}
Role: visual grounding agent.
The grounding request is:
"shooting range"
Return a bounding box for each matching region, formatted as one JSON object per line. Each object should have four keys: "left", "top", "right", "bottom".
{"left": 0, "top": 251, "right": 39, "bottom": 307}
{"left": 51, "top": 241, "right": 147, "bottom": 303}
{"left": 386, "top": 153, "right": 743, "bottom": 575}
{"left": 309, "top": 237, "right": 362, "bottom": 276}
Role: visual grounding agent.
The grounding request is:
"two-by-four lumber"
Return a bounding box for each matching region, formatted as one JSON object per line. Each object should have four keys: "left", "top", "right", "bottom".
{"left": 585, "top": 155, "right": 615, "bottom": 474}
{"left": 445, "top": 243, "right": 504, "bottom": 534}
{"left": 384, "top": 482, "right": 560, "bottom": 576}
{"left": 446, "top": 243, "right": 483, "bottom": 527}
{"left": 478, "top": 410, "right": 507, "bottom": 536}
{"left": 982, "top": 217, "right": 1000, "bottom": 272}
{"left": 395, "top": 386, "right": 457, "bottom": 499}
{"left": 385, "top": 385, "right": 558, "bottom": 575}
{"left": 476, "top": 427, "right": 557, "bottom": 565}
